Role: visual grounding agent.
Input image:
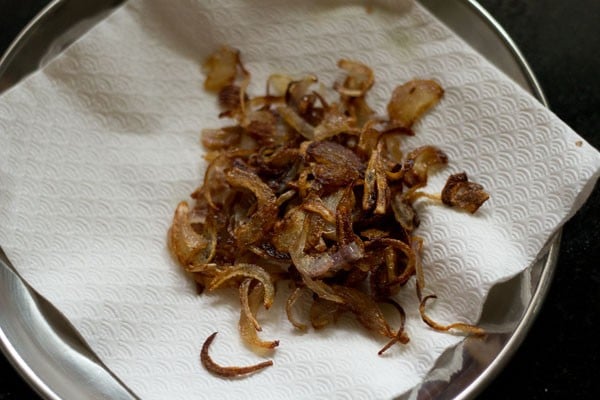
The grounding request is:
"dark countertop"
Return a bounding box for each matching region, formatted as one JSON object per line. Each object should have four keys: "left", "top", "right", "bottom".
{"left": 0, "top": 1, "right": 598, "bottom": 399}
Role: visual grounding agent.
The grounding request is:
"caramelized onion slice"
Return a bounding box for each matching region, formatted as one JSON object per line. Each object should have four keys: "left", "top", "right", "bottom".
{"left": 306, "top": 141, "right": 363, "bottom": 188}
{"left": 302, "top": 194, "right": 336, "bottom": 224}
{"left": 242, "top": 110, "right": 278, "bottom": 145}
{"left": 402, "top": 145, "right": 448, "bottom": 188}
{"left": 387, "top": 79, "right": 444, "bottom": 127}
{"left": 332, "top": 285, "right": 395, "bottom": 339}
{"left": 168, "top": 201, "right": 212, "bottom": 267}
{"left": 363, "top": 139, "right": 390, "bottom": 214}
{"left": 239, "top": 281, "right": 280, "bottom": 349}
{"left": 271, "top": 207, "right": 307, "bottom": 254}
{"left": 373, "top": 237, "right": 417, "bottom": 287}
{"left": 302, "top": 273, "right": 345, "bottom": 304}
{"left": 218, "top": 84, "right": 248, "bottom": 113}
{"left": 335, "top": 186, "right": 363, "bottom": 248}
{"left": 277, "top": 105, "right": 315, "bottom": 140}
{"left": 203, "top": 46, "right": 241, "bottom": 93}
{"left": 286, "top": 75, "right": 318, "bottom": 108}
{"left": 286, "top": 287, "right": 309, "bottom": 331}
{"left": 201, "top": 126, "right": 243, "bottom": 151}
{"left": 240, "top": 279, "right": 262, "bottom": 332}
{"left": 290, "top": 213, "right": 364, "bottom": 279}
{"left": 441, "top": 172, "right": 490, "bottom": 213}
{"left": 378, "top": 299, "right": 410, "bottom": 355}
{"left": 313, "top": 105, "right": 360, "bottom": 141}
{"left": 391, "top": 192, "right": 419, "bottom": 234}
{"left": 336, "top": 59, "right": 375, "bottom": 97}
{"left": 374, "top": 152, "right": 390, "bottom": 215}
{"left": 358, "top": 120, "right": 383, "bottom": 156}
{"left": 201, "top": 332, "right": 273, "bottom": 377}
{"left": 226, "top": 166, "right": 278, "bottom": 247}
{"left": 203, "top": 153, "right": 235, "bottom": 209}
{"left": 410, "top": 236, "right": 425, "bottom": 299}
{"left": 419, "top": 295, "right": 486, "bottom": 336}
{"left": 208, "top": 264, "right": 275, "bottom": 309}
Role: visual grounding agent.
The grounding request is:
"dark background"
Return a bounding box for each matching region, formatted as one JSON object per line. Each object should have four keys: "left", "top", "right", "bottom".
{"left": 0, "top": 0, "right": 598, "bottom": 399}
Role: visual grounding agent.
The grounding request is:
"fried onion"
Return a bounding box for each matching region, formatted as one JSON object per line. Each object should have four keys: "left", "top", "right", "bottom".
{"left": 170, "top": 48, "right": 491, "bottom": 377}
{"left": 239, "top": 281, "right": 280, "bottom": 349}
{"left": 201, "top": 332, "right": 273, "bottom": 377}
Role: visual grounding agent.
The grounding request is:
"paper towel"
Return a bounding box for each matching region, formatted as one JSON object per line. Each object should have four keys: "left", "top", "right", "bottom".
{"left": 0, "top": 0, "right": 598, "bottom": 398}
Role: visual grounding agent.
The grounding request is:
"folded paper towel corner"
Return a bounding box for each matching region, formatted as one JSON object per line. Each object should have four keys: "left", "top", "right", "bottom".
{"left": 0, "top": 0, "right": 598, "bottom": 399}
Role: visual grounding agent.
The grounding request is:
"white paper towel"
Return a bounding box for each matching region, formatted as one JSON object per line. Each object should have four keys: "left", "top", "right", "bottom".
{"left": 0, "top": 0, "right": 599, "bottom": 399}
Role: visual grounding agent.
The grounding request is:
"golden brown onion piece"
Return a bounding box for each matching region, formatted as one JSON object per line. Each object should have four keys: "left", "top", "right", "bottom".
{"left": 336, "top": 59, "right": 374, "bottom": 97}
{"left": 363, "top": 139, "right": 390, "bottom": 214}
{"left": 387, "top": 79, "right": 444, "bottom": 127}
{"left": 306, "top": 141, "right": 363, "bottom": 188}
{"left": 168, "top": 201, "right": 212, "bottom": 268}
{"left": 332, "top": 285, "right": 395, "bottom": 338}
{"left": 239, "top": 281, "right": 280, "bottom": 349}
{"left": 201, "top": 126, "right": 243, "bottom": 151}
{"left": 171, "top": 48, "right": 491, "bottom": 376}
{"left": 441, "top": 172, "right": 490, "bottom": 213}
{"left": 402, "top": 145, "right": 449, "bottom": 188}
{"left": 225, "top": 166, "right": 278, "bottom": 248}
{"left": 285, "top": 286, "right": 309, "bottom": 331}
{"left": 208, "top": 264, "right": 275, "bottom": 309}
{"left": 419, "top": 295, "right": 486, "bottom": 336}
{"left": 203, "top": 46, "right": 241, "bottom": 93}
{"left": 313, "top": 104, "right": 360, "bottom": 141}
{"left": 201, "top": 332, "right": 273, "bottom": 377}
{"left": 278, "top": 105, "right": 315, "bottom": 140}
{"left": 378, "top": 299, "right": 410, "bottom": 355}
{"left": 240, "top": 279, "right": 262, "bottom": 332}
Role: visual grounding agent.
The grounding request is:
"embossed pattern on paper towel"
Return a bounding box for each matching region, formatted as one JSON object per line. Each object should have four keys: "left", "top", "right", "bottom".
{"left": 0, "top": 0, "right": 599, "bottom": 399}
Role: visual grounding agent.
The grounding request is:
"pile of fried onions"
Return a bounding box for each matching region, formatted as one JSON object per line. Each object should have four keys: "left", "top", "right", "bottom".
{"left": 169, "top": 46, "right": 490, "bottom": 377}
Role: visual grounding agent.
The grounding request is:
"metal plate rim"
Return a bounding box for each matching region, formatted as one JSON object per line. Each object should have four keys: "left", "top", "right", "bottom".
{"left": 0, "top": 1, "right": 556, "bottom": 399}
{"left": 0, "top": 0, "right": 62, "bottom": 80}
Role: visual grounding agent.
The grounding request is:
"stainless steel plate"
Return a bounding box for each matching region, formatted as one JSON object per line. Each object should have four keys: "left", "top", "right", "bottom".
{"left": 0, "top": 1, "right": 556, "bottom": 399}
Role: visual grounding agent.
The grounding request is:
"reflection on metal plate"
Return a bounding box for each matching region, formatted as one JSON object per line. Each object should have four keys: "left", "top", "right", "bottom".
{"left": 0, "top": 1, "right": 557, "bottom": 399}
